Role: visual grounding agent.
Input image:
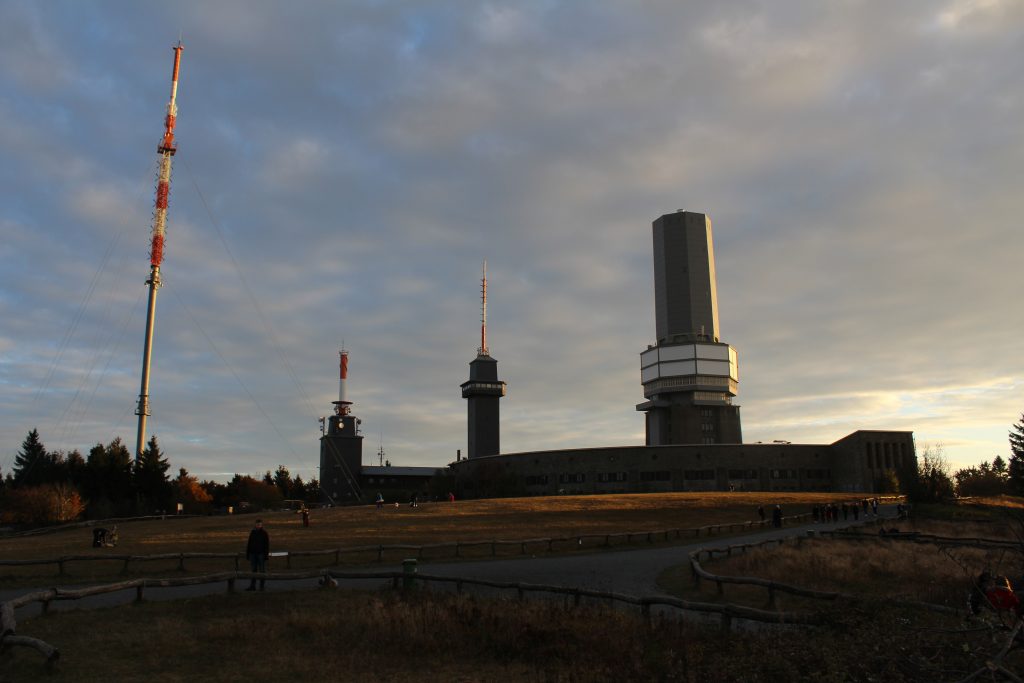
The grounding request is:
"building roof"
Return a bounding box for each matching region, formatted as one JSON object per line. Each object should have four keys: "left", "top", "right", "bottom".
{"left": 361, "top": 465, "right": 442, "bottom": 477}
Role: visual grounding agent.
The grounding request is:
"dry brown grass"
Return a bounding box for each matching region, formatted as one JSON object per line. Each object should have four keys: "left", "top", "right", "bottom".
{"left": 0, "top": 491, "right": 869, "bottom": 586}
{"left": 5, "top": 582, "right": 1018, "bottom": 682}
{"left": 965, "top": 494, "right": 1024, "bottom": 510}
{"left": 663, "top": 517, "right": 1022, "bottom": 609}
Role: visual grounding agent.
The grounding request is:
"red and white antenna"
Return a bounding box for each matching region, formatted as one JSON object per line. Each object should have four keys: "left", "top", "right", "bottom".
{"left": 478, "top": 260, "right": 488, "bottom": 355}
{"left": 336, "top": 349, "right": 352, "bottom": 415}
{"left": 135, "top": 41, "right": 183, "bottom": 462}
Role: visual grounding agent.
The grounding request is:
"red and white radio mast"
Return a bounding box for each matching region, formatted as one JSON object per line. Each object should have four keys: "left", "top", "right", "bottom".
{"left": 135, "top": 42, "right": 183, "bottom": 462}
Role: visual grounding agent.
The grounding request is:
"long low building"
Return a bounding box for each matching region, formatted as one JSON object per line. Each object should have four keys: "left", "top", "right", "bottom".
{"left": 450, "top": 430, "right": 916, "bottom": 498}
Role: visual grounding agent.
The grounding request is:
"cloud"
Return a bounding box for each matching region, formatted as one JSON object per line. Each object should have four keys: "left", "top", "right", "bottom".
{"left": 1, "top": 1, "right": 1022, "bottom": 480}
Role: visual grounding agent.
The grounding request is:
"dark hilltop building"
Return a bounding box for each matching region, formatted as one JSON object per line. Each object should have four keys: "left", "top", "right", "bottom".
{"left": 319, "top": 351, "right": 437, "bottom": 504}
{"left": 449, "top": 210, "right": 917, "bottom": 497}
{"left": 318, "top": 210, "right": 917, "bottom": 502}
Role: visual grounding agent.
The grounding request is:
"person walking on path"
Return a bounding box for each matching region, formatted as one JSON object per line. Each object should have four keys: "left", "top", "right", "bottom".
{"left": 757, "top": 505, "right": 765, "bottom": 522}
{"left": 300, "top": 506, "right": 310, "bottom": 527}
{"left": 246, "top": 519, "right": 270, "bottom": 591}
{"left": 771, "top": 505, "right": 783, "bottom": 528}
{"left": 376, "top": 492, "right": 384, "bottom": 510}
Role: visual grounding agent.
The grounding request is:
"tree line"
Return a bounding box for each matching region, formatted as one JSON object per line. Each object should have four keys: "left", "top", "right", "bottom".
{"left": 0, "top": 428, "right": 320, "bottom": 526}
{"left": 904, "top": 413, "right": 1024, "bottom": 502}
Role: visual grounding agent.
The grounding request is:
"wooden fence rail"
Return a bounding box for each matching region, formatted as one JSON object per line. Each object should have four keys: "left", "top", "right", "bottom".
{"left": 0, "top": 513, "right": 822, "bottom": 575}
{"left": 819, "top": 529, "right": 1022, "bottom": 551}
{"left": 2, "top": 563, "right": 820, "bottom": 668}
{"left": 688, "top": 527, "right": 964, "bottom": 615}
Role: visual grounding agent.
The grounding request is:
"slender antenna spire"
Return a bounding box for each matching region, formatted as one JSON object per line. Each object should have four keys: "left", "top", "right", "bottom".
{"left": 135, "top": 41, "right": 183, "bottom": 462}
{"left": 479, "top": 260, "right": 488, "bottom": 355}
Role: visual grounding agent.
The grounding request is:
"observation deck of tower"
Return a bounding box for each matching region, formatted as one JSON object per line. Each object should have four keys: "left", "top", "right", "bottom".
{"left": 636, "top": 211, "right": 742, "bottom": 445}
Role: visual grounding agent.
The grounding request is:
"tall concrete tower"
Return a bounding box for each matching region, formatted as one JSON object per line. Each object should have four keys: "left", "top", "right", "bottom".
{"left": 461, "top": 262, "right": 505, "bottom": 458}
{"left": 636, "top": 211, "right": 742, "bottom": 445}
{"left": 319, "top": 350, "right": 364, "bottom": 503}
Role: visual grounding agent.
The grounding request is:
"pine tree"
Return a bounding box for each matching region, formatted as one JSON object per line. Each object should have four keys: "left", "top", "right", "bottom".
{"left": 12, "top": 429, "right": 52, "bottom": 487}
{"left": 1009, "top": 414, "right": 1024, "bottom": 495}
{"left": 136, "top": 435, "right": 172, "bottom": 513}
{"left": 273, "top": 465, "right": 292, "bottom": 498}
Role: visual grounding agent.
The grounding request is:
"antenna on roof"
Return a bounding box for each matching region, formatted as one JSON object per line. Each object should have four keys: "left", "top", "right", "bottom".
{"left": 478, "top": 260, "right": 488, "bottom": 355}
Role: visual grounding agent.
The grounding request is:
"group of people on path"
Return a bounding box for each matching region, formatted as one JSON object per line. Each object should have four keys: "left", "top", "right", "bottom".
{"left": 756, "top": 504, "right": 785, "bottom": 528}
{"left": 812, "top": 498, "right": 882, "bottom": 524}
{"left": 756, "top": 498, "right": 889, "bottom": 530}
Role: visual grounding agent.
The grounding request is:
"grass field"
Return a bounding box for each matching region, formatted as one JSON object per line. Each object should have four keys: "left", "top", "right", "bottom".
{"left": 11, "top": 492, "right": 1019, "bottom": 682}
{"left": 0, "top": 492, "right": 872, "bottom": 586}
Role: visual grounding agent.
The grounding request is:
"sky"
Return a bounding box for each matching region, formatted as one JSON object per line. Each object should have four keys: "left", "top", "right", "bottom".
{"left": 1, "top": 0, "right": 1022, "bottom": 483}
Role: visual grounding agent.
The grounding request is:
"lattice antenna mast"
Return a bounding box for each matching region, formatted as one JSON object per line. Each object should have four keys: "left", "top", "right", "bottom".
{"left": 479, "top": 260, "right": 488, "bottom": 355}
{"left": 135, "top": 41, "right": 183, "bottom": 462}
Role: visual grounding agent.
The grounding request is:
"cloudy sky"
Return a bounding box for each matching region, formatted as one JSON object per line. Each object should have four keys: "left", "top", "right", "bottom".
{"left": 2, "top": 0, "right": 1021, "bottom": 482}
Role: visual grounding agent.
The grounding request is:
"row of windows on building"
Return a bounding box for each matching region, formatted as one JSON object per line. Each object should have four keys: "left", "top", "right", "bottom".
{"left": 526, "top": 471, "right": 673, "bottom": 486}
{"left": 865, "top": 441, "right": 909, "bottom": 470}
{"left": 525, "top": 468, "right": 833, "bottom": 486}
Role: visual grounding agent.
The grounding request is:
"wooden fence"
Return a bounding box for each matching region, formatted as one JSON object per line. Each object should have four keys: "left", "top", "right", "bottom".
{"left": 688, "top": 523, "right": 969, "bottom": 615}
{"left": 818, "top": 528, "right": 1022, "bottom": 552}
{"left": 1, "top": 562, "right": 820, "bottom": 669}
{"left": 0, "top": 513, "right": 819, "bottom": 577}
{"left": 3, "top": 499, "right": 908, "bottom": 670}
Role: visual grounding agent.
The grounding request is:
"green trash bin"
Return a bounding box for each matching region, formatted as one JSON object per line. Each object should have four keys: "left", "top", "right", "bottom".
{"left": 402, "top": 558, "right": 417, "bottom": 590}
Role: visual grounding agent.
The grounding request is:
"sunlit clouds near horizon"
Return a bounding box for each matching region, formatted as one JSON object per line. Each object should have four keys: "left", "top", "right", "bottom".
{"left": 1, "top": 1, "right": 1021, "bottom": 481}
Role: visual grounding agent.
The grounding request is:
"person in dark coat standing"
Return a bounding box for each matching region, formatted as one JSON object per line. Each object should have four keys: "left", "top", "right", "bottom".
{"left": 772, "top": 505, "right": 783, "bottom": 528}
{"left": 246, "top": 519, "right": 270, "bottom": 591}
